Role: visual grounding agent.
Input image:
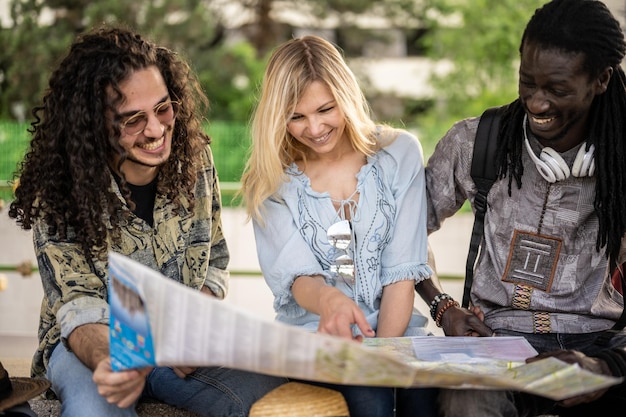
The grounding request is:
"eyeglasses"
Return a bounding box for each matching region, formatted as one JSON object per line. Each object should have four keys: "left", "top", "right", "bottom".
{"left": 327, "top": 220, "right": 355, "bottom": 284}
{"left": 118, "top": 100, "right": 181, "bottom": 136}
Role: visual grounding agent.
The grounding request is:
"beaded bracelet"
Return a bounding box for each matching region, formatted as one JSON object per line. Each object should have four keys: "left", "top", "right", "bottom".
{"left": 429, "top": 293, "right": 453, "bottom": 320}
{"left": 435, "top": 299, "right": 460, "bottom": 328}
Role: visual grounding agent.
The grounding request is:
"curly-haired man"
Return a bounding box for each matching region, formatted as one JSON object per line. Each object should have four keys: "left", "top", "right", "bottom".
{"left": 9, "top": 25, "right": 286, "bottom": 417}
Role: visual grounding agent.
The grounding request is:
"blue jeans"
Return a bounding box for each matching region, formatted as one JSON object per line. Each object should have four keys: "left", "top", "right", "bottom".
{"left": 47, "top": 343, "right": 288, "bottom": 417}
{"left": 300, "top": 380, "right": 439, "bottom": 417}
{"left": 439, "top": 330, "right": 626, "bottom": 417}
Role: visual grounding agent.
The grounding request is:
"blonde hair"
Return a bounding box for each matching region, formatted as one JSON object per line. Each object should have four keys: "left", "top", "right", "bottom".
{"left": 240, "top": 35, "right": 395, "bottom": 222}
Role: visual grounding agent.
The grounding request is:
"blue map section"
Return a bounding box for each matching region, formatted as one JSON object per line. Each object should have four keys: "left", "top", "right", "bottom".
{"left": 108, "top": 258, "right": 156, "bottom": 371}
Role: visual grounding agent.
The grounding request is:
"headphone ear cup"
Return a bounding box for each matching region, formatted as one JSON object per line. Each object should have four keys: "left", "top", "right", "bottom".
{"left": 540, "top": 147, "right": 570, "bottom": 181}
{"left": 525, "top": 137, "right": 558, "bottom": 183}
{"left": 572, "top": 143, "right": 595, "bottom": 177}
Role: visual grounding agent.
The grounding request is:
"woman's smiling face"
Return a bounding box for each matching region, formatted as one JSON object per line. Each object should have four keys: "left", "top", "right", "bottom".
{"left": 287, "top": 80, "right": 348, "bottom": 158}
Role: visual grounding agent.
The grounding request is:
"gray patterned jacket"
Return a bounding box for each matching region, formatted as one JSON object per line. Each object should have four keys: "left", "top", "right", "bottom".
{"left": 426, "top": 115, "right": 624, "bottom": 335}
{"left": 31, "top": 145, "right": 229, "bottom": 378}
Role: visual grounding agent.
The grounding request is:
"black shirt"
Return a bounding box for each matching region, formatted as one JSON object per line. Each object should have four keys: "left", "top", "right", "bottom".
{"left": 112, "top": 172, "right": 158, "bottom": 227}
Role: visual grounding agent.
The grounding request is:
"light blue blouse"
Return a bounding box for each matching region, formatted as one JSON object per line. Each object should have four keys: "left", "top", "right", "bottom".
{"left": 253, "top": 130, "right": 433, "bottom": 336}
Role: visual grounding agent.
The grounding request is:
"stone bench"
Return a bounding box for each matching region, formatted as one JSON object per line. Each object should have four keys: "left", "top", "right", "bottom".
{"left": 2, "top": 357, "right": 201, "bottom": 417}
{"left": 4, "top": 358, "right": 350, "bottom": 417}
{"left": 3, "top": 357, "right": 561, "bottom": 417}
{"left": 30, "top": 399, "right": 202, "bottom": 417}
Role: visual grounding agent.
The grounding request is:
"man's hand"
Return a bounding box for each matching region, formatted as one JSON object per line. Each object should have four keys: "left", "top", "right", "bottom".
{"left": 93, "top": 358, "right": 152, "bottom": 408}
{"left": 68, "top": 323, "right": 153, "bottom": 408}
{"left": 200, "top": 285, "right": 216, "bottom": 297}
{"left": 526, "top": 350, "right": 611, "bottom": 407}
{"left": 412, "top": 262, "right": 492, "bottom": 337}
{"left": 440, "top": 305, "right": 494, "bottom": 337}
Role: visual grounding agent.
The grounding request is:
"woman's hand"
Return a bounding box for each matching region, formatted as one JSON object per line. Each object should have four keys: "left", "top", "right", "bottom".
{"left": 292, "top": 275, "right": 374, "bottom": 341}
{"left": 317, "top": 285, "right": 375, "bottom": 341}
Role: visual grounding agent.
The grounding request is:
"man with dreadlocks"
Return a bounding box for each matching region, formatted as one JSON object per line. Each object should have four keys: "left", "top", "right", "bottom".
{"left": 424, "top": 0, "right": 626, "bottom": 415}
{"left": 8, "top": 25, "right": 286, "bottom": 417}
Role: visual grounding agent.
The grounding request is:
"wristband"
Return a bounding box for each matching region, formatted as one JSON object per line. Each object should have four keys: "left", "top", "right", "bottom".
{"left": 435, "top": 300, "right": 460, "bottom": 328}
{"left": 429, "top": 293, "right": 453, "bottom": 320}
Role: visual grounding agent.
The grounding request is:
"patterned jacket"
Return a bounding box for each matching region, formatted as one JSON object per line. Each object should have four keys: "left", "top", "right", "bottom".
{"left": 31, "top": 145, "right": 229, "bottom": 378}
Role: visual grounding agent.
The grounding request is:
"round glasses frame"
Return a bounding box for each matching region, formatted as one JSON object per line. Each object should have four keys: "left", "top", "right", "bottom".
{"left": 118, "top": 100, "right": 181, "bottom": 136}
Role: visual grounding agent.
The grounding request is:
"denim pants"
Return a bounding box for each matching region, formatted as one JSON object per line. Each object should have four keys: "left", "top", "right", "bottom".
{"left": 438, "top": 329, "right": 626, "bottom": 417}
{"left": 47, "top": 343, "right": 287, "bottom": 417}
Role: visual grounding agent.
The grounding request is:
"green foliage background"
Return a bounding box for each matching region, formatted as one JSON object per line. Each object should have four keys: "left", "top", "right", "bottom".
{"left": 415, "top": 0, "right": 545, "bottom": 148}
{"left": 1, "top": 0, "right": 547, "bottom": 125}
{"left": 0, "top": 120, "right": 250, "bottom": 203}
{"left": 0, "top": 0, "right": 547, "bottom": 204}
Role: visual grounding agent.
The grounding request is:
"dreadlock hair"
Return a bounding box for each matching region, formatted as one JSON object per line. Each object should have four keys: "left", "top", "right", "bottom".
{"left": 493, "top": 0, "right": 626, "bottom": 264}
{"left": 8, "top": 25, "right": 210, "bottom": 260}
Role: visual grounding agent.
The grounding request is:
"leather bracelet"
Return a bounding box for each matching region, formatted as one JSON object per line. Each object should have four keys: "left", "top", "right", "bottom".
{"left": 429, "top": 293, "right": 453, "bottom": 320}
{"left": 435, "top": 300, "right": 460, "bottom": 328}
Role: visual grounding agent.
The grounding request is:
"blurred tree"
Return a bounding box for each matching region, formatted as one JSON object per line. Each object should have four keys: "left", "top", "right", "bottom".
{"left": 0, "top": 0, "right": 430, "bottom": 121}
{"left": 417, "top": 0, "right": 546, "bottom": 139}
{"left": 197, "top": 42, "right": 267, "bottom": 121}
{"left": 0, "top": 0, "right": 425, "bottom": 121}
{"left": 209, "top": 0, "right": 426, "bottom": 57}
{"left": 0, "top": 0, "right": 253, "bottom": 121}
{"left": 1, "top": 0, "right": 540, "bottom": 126}
{"left": 1, "top": 0, "right": 77, "bottom": 120}
{"left": 1, "top": 0, "right": 568, "bottom": 178}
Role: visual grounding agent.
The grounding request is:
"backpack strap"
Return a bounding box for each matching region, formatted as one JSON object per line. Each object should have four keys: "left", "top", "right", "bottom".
{"left": 462, "top": 106, "right": 503, "bottom": 308}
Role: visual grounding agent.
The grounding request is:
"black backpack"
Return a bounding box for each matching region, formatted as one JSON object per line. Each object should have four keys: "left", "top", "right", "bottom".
{"left": 463, "top": 106, "right": 503, "bottom": 308}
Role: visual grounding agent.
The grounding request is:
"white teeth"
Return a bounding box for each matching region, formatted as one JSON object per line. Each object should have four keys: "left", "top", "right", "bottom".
{"left": 312, "top": 132, "right": 330, "bottom": 142}
{"left": 137, "top": 137, "right": 164, "bottom": 150}
{"left": 531, "top": 117, "right": 554, "bottom": 125}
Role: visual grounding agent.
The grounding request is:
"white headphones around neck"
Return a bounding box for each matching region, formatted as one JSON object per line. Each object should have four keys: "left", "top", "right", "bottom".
{"left": 522, "top": 115, "right": 595, "bottom": 183}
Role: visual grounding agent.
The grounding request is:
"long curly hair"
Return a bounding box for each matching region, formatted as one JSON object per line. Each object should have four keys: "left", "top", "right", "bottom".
{"left": 9, "top": 25, "right": 210, "bottom": 260}
{"left": 240, "top": 35, "right": 397, "bottom": 223}
{"left": 494, "top": 0, "right": 626, "bottom": 264}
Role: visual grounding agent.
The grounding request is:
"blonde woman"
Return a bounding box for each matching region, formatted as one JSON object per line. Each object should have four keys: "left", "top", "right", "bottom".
{"left": 240, "top": 36, "right": 441, "bottom": 416}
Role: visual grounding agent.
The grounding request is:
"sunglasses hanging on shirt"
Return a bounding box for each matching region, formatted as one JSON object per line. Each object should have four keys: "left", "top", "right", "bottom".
{"left": 327, "top": 219, "right": 355, "bottom": 285}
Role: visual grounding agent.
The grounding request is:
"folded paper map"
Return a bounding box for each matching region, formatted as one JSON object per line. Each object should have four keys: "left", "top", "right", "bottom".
{"left": 108, "top": 252, "right": 623, "bottom": 401}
